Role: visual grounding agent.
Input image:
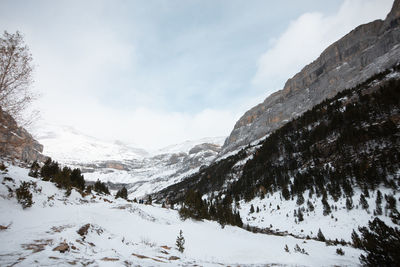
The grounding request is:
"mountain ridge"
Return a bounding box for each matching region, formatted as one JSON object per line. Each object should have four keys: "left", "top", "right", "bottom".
{"left": 221, "top": 0, "right": 400, "bottom": 155}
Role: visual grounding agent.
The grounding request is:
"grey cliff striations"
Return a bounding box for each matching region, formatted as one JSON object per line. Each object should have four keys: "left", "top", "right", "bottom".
{"left": 222, "top": 0, "right": 400, "bottom": 154}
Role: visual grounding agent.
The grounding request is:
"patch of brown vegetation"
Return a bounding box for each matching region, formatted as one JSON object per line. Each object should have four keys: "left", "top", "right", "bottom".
{"left": 103, "top": 198, "right": 112, "bottom": 203}
{"left": 132, "top": 253, "right": 149, "bottom": 259}
{"left": 131, "top": 253, "right": 166, "bottom": 263}
{"left": 21, "top": 239, "right": 53, "bottom": 253}
{"left": 160, "top": 245, "right": 171, "bottom": 250}
{"left": 0, "top": 225, "right": 8, "bottom": 230}
{"left": 50, "top": 224, "right": 73, "bottom": 233}
{"left": 77, "top": 224, "right": 91, "bottom": 237}
{"left": 53, "top": 242, "right": 69, "bottom": 253}
{"left": 101, "top": 257, "right": 119, "bottom": 261}
{"left": 168, "top": 256, "right": 180, "bottom": 260}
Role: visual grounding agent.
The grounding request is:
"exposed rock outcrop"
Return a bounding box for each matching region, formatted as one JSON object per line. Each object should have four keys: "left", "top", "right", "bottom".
{"left": 222, "top": 0, "right": 400, "bottom": 154}
{"left": 0, "top": 108, "right": 46, "bottom": 163}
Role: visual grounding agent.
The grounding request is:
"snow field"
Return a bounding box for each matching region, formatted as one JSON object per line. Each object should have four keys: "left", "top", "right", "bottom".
{"left": 0, "top": 163, "right": 362, "bottom": 266}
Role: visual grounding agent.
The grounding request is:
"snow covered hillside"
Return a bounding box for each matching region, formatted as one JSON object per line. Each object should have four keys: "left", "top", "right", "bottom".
{"left": 0, "top": 163, "right": 363, "bottom": 266}
{"left": 238, "top": 188, "right": 400, "bottom": 241}
{"left": 33, "top": 124, "right": 225, "bottom": 197}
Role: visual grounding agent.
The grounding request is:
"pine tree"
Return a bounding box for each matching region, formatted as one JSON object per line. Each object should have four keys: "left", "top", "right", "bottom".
{"left": 282, "top": 186, "right": 290, "bottom": 200}
{"left": 147, "top": 195, "right": 152, "bottom": 205}
{"left": 322, "top": 197, "right": 331, "bottom": 216}
{"left": 307, "top": 200, "right": 314, "bottom": 212}
{"left": 249, "top": 204, "right": 255, "bottom": 213}
{"left": 358, "top": 218, "right": 400, "bottom": 266}
{"left": 296, "top": 194, "right": 305, "bottom": 206}
{"left": 115, "top": 187, "right": 128, "bottom": 199}
{"left": 176, "top": 230, "right": 185, "bottom": 253}
{"left": 317, "top": 228, "right": 326, "bottom": 242}
{"left": 298, "top": 208, "right": 304, "bottom": 222}
{"left": 359, "top": 193, "right": 369, "bottom": 210}
{"left": 375, "top": 190, "right": 382, "bottom": 215}
{"left": 346, "top": 197, "right": 354, "bottom": 210}
{"left": 351, "top": 229, "right": 362, "bottom": 249}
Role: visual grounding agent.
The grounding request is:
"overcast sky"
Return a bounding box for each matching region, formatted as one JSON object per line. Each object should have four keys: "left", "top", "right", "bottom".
{"left": 0, "top": 0, "right": 393, "bottom": 150}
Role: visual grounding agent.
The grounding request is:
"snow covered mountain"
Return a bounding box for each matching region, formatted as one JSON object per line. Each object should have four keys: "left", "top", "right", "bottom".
{"left": 33, "top": 124, "right": 225, "bottom": 198}
{"left": 34, "top": 124, "right": 149, "bottom": 163}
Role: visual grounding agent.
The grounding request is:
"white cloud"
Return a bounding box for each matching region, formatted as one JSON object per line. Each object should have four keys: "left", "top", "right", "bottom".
{"left": 252, "top": 0, "right": 393, "bottom": 97}
{"left": 37, "top": 98, "right": 239, "bottom": 150}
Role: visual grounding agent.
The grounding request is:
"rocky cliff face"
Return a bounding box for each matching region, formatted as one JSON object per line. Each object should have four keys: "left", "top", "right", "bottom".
{"left": 0, "top": 108, "right": 46, "bottom": 163}
{"left": 222, "top": 0, "right": 400, "bottom": 154}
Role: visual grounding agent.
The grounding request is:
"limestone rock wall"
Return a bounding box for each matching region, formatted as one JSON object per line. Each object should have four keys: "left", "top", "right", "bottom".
{"left": 222, "top": 0, "right": 400, "bottom": 154}
{"left": 0, "top": 108, "right": 46, "bottom": 163}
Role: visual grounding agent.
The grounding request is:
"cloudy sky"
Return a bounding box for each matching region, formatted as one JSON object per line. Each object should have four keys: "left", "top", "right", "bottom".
{"left": 0, "top": 0, "right": 393, "bottom": 150}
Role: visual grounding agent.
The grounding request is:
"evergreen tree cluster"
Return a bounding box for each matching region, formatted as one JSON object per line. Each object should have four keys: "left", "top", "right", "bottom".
{"left": 94, "top": 180, "right": 110, "bottom": 195}
{"left": 28, "top": 158, "right": 112, "bottom": 196}
{"left": 158, "top": 67, "right": 400, "bottom": 210}
{"left": 36, "top": 158, "right": 85, "bottom": 191}
{"left": 353, "top": 218, "right": 400, "bottom": 266}
{"left": 230, "top": 75, "right": 400, "bottom": 204}
{"left": 179, "top": 189, "right": 242, "bottom": 227}
{"left": 115, "top": 186, "right": 128, "bottom": 199}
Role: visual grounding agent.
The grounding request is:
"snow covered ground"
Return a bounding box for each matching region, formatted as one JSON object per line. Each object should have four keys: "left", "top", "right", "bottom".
{"left": 0, "top": 163, "right": 363, "bottom": 266}
{"left": 238, "top": 189, "right": 400, "bottom": 242}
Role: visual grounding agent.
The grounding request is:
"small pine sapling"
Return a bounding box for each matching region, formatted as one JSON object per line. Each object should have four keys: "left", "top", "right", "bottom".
{"left": 284, "top": 244, "right": 290, "bottom": 253}
{"left": 176, "top": 230, "right": 185, "bottom": 253}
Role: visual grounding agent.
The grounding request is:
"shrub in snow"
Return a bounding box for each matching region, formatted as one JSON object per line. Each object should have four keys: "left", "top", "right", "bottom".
{"left": 16, "top": 181, "right": 33, "bottom": 209}
{"left": 0, "top": 162, "right": 8, "bottom": 171}
{"left": 28, "top": 161, "right": 40, "bottom": 178}
{"left": 176, "top": 230, "right": 185, "bottom": 253}
{"left": 284, "top": 244, "right": 289, "bottom": 253}
{"left": 336, "top": 248, "right": 345, "bottom": 255}
{"left": 294, "top": 244, "right": 308, "bottom": 255}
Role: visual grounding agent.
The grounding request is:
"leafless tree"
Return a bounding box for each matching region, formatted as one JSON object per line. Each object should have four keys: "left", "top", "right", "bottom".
{"left": 0, "top": 31, "right": 37, "bottom": 126}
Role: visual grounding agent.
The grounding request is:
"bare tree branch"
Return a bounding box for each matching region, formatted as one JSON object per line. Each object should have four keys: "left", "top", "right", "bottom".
{"left": 0, "top": 31, "right": 37, "bottom": 126}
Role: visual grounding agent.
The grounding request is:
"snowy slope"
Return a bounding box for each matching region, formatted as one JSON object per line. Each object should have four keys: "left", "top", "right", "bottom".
{"left": 0, "top": 163, "right": 362, "bottom": 266}
{"left": 237, "top": 188, "right": 400, "bottom": 242}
